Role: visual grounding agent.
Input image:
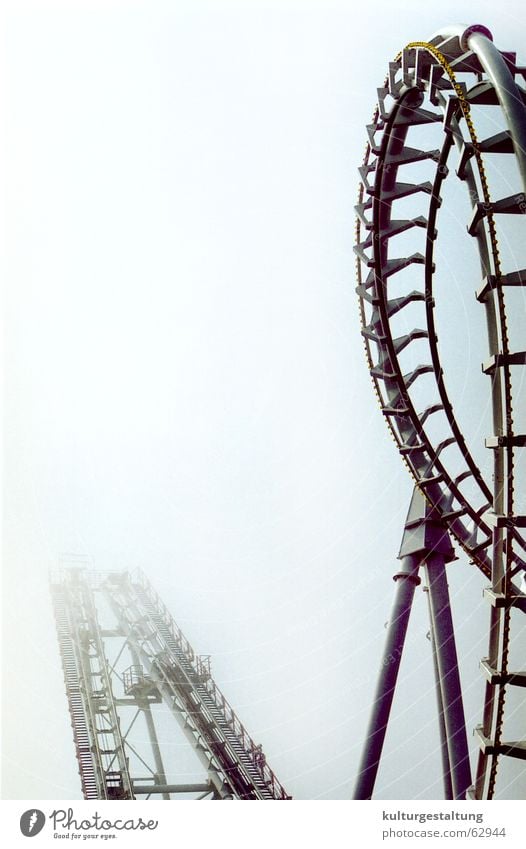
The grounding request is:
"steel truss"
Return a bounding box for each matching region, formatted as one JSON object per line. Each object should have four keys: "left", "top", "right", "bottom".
{"left": 51, "top": 568, "right": 291, "bottom": 800}
{"left": 354, "top": 24, "right": 526, "bottom": 799}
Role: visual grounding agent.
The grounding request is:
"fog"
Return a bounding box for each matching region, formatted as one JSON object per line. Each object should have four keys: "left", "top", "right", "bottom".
{"left": 2, "top": 0, "right": 526, "bottom": 800}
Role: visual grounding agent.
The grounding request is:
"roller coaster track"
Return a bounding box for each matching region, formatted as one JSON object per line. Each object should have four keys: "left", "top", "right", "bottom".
{"left": 355, "top": 24, "right": 526, "bottom": 799}
{"left": 51, "top": 568, "right": 291, "bottom": 800}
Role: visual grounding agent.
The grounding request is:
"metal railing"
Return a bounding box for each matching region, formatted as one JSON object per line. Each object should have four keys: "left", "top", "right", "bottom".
{"left": 131, "top": 569, "right": 290, "bottom": 799}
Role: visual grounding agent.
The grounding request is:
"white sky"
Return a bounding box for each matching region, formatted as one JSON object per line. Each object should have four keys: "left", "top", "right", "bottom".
{"left": 2, "top": 0, "right": 526, "bottom": 801}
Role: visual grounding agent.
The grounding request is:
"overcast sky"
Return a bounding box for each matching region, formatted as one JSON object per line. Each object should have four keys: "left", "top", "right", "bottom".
{"left": 2, "top": 0, "right": 526, "bottom": 801}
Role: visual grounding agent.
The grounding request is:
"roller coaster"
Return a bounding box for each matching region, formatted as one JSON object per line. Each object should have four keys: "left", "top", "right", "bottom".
{"left": 51, "top": 567, "right": 290, "bottom": 800}
{"left": 354, "top": 24, "right": 526, "bottom": 800}
{"left": 51, "top": 22, "right": 526, "bottom": 803}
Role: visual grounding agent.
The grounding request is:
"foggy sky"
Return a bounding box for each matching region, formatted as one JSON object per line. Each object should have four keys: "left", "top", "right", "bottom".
{"left": 3, "top": 0, "right": 526, "bottom": 800}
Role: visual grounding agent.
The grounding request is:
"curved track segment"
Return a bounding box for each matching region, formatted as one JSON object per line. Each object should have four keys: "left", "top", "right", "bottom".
{"left": 355, "top": 24, "right": 526, "bottom": 799}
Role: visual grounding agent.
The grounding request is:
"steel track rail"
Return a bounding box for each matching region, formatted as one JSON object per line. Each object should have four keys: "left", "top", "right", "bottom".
{"left": 355, "top": 25, "right": 526, "bottom": 799}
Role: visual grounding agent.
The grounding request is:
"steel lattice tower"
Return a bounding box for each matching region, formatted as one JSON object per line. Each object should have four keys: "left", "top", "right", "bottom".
{"left": 51, "top": 568, "right": 290, "bottom": 800}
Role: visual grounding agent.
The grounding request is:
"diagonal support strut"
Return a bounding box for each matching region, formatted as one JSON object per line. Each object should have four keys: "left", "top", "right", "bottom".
{"left": 353, "top": 487, "right": 471, "bottom": 799}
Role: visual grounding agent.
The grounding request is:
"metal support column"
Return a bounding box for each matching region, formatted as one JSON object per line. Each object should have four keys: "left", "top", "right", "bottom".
{"left": 353, "top": 550, "right": 421, "bottom": 799}
{"left": 128, "top": 646, "right": 170, "bottom": 800}
{"left": 424, "top": 586, "right": 453, "bottom": 800}
{"left": 425, "top": 554, "right": 472, "bottom": 799}
{"left": 353, "top": 487, "right": 471, "bottom": 799}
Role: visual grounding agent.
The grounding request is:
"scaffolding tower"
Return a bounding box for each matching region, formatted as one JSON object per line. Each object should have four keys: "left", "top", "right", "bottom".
{"left": 50, "top": 568, "right": 290, "bottom": 800}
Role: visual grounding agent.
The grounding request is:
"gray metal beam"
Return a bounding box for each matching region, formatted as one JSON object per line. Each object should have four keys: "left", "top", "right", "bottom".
{"left": 353, "top": 551, "right": 421, "bottom": 799}
{"left": 424, "top": 585, "right": 453, "bottom": 800}
{"left": 353, "top": 487, "right": 470, "bottom": 800}
{"left": 466, "top": 32, "right": 526, "bottom": 194}
{"left": 133, "top": 783, "right": 212, "bottom": 795}
{"left": 424, "top": 554, "right": 472, "bottom": 799}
